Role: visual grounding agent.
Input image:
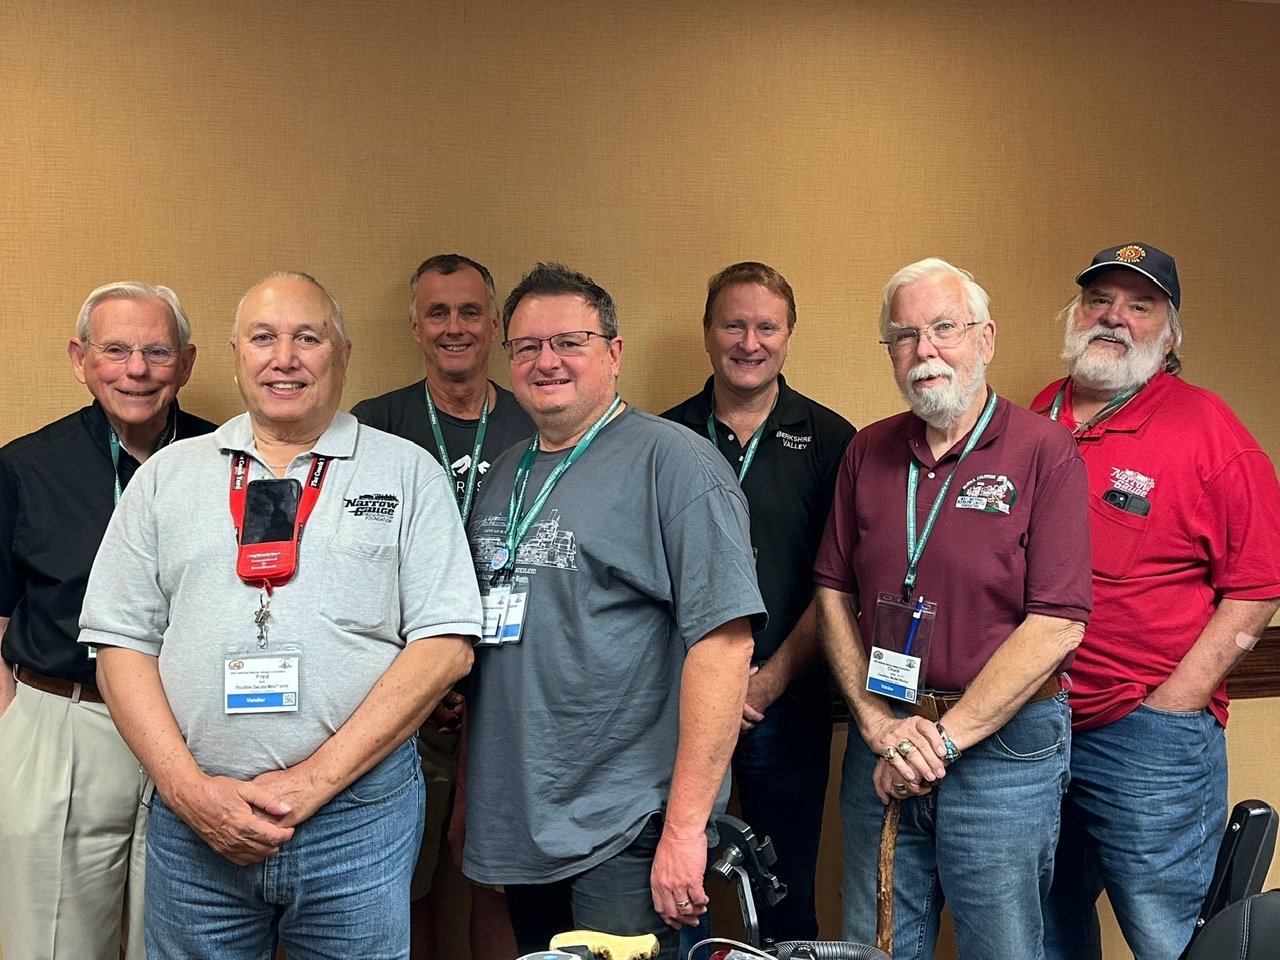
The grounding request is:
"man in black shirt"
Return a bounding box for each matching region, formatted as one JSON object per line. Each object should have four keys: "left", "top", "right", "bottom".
{"left": 664, "top": 261, "right": 855, "bottom": 941}
{"left": 352, "top": 254, "right": 528, "bottom": 960}
{"left": 0, "top": 281, "right": 215, "bottom": 960}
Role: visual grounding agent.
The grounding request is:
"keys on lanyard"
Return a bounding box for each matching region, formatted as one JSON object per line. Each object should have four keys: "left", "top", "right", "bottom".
{"left": 255, "top": 591, "right": 271, "bottom": 648}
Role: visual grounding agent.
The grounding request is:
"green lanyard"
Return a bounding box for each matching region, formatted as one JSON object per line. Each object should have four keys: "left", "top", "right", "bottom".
{"left": 1048, "top": 380, "right": 1135, "bottom": 437}
{"left": 705, "top": 394, "right": 777, "bottom": 483}
{"left": 108, "top": 409, "right": 176, "bottom": 505}
{"left": 425, "top": 384, "right": 488, "bottom": 525}
{"left": 491, "top": 395, "right": 623, "bottom": 575}
{"left": 902, "top": 390, "right": 999, "bottom": 600}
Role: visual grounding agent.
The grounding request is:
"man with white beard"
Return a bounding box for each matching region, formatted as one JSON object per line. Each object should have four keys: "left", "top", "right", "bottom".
{"left": 815, "top": 258, "right": 1092, "bottom": 959}
{"left": 1034, "top": 244, "right": 1280, "bottom": 960}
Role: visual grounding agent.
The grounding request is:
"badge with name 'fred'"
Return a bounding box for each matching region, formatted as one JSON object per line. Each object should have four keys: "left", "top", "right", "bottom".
{"left": 224, "top": 651, "right": 300, "bottom": 714}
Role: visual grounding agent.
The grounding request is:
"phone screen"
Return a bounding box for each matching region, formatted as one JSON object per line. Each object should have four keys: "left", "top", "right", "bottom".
{"left": 242, "top": 479, "right": 302, "bottom": 545}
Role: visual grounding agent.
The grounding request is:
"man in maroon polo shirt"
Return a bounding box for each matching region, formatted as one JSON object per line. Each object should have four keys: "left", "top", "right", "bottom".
{"left": 1035, "top": 243, "right": 1280, "bottom": 960}
{"left": 815, "top": 257, "right": 1092, "bottom": 960}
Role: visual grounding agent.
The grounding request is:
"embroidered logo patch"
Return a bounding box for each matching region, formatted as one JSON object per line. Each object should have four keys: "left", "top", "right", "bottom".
{"left": 343, "top": 493, "right": 400, "bottom": 523}
{"left": 1109, "top": 467, "right": 1155, "bottom": 497}
{"left": 1115, "top": 244, "right": 1146, "bottom": 263}
{"left": 956, "top": 474, "right": 1017, "bottom": 515}
{"left": 775, "top": 430, "right": 813, "bottom": 451}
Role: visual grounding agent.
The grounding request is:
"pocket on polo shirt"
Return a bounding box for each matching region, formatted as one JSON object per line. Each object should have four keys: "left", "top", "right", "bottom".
{"left": 318, "top": 537, "right": 400, "bottom": 632}
{"left": 1088, "top": 493, "right": 1150, "bottom": 579}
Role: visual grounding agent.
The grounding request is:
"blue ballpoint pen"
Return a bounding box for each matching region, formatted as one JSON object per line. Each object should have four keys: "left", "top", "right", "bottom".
{"left": 904, "top": 596, "right": 925, "bottom": 656}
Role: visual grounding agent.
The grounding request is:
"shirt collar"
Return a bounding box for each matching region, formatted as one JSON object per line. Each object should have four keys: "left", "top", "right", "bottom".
{"left": 1071, "top": 371, "right": 1170, "bottom": 436}
{"left": 685, "top": 373, "right": 807, "bottom": 431}
{"left": 215, "top": 410, "right": 358, "bottom": 460}
{"left": 904, "top": 388, "right": 1006, "bottom": 469}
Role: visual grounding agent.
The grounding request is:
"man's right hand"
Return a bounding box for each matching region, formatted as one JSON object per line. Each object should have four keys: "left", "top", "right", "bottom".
{"left": 169, "top": 774, "right": 296, "bottom": 866}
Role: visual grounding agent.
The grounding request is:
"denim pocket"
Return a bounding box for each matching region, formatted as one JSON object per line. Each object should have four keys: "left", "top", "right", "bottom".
{"left": 341, "top": 742, "right": 420, "bottom": 805}
{"left": 1136, "top": 702, "right": 1206, "bottom": 719}
{"left": 991, "top": 695, "right": 1068, "bottom": 761}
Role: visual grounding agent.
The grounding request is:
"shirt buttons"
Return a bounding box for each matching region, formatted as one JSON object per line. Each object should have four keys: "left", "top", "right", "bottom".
{"left": 928, "top": 472, "right": 936, "bottom": 479}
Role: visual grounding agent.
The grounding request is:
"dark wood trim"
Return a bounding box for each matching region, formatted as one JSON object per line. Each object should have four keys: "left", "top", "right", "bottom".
{"left": 1226, "top": 625, "right": 1280, "bottom": 700}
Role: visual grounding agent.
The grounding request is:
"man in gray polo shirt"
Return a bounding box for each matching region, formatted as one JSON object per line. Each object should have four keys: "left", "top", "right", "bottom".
{"left": 79, "top": 272, "right": 482, "bottom": 960}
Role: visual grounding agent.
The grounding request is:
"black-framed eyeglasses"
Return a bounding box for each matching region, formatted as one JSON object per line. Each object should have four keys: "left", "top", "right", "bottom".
{"left": 879, "top": 320, "right": 981, "bottom": 356}
{"left": 502, "top": 330, "right": 612, "bottom": 362}
{"left": 84, "top": 340, "right": 181, "bottom": 366}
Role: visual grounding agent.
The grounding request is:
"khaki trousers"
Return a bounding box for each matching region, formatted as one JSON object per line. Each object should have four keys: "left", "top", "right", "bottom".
{"left": 0, "top": 682, "right": 148, "bottom": 960}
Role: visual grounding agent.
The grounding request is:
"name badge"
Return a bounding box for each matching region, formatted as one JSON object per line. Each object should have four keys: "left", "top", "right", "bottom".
{"left": 867, "top": 593, "right": 937, "bottom": 704}
{"left": 224, "top": 649, "right": 301, "bottom": 714}
{"left": 479, "top": 583, "right": 511, "bottom": 646}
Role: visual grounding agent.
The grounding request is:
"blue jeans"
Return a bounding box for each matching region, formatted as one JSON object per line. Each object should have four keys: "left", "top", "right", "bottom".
{"left": 841, "top": 694, "right": 1070, "bottom": 960}
{"left": 1043, "top": 704, "right": 1227, "bottom": 960}
{"left": 145, "top": 738, "right": 424, "bottom": 960}
{"left": 505, "top": 814, "right": 679, "bottom": 958}
{"left": 732, "top": 673, "right": 833, "bottom": 942}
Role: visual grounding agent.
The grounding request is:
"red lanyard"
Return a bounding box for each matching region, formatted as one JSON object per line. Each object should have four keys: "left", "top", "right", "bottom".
{"left": 229, "top": 452, "right": 332, "bottom": 590}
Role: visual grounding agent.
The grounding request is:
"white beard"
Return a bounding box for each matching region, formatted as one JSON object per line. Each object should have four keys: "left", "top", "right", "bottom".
{"left": 897, "top": 356, "right": 987, "bottom": 431}
{"left": 1063, "top": 322, "right": 1168, "bottom": 395}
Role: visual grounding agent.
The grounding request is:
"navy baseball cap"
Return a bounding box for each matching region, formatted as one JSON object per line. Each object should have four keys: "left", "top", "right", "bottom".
{"left": 1076, "top": 243, "right": 1180, "bottom": 310}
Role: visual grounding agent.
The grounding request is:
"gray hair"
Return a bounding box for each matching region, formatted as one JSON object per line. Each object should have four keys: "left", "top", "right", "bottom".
{"left": 1055, "top": 291, "right": 1183, "bottom": 376}
{"left": 879, "top": 258, "right": 991, "bottom": 338}
{"left": 502, "top": 262, "right": 618, "bottom": 339}
{"left": 76, "top": 282, "right": 192, "bottom": 348}
{"left": 409, "top": 254, "right": 498, "bottom": 322}
{"left": 233, "top": 271, "right": 349, "bottom": 344}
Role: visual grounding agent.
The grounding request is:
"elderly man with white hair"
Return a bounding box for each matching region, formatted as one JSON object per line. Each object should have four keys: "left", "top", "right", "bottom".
{"left": 1034, "top": 244, "right": 1280, "bottom": 960}
{"left": 816, "top": 258, "right": 1092, "bottom": 959}
{"left": 0, "top": 281, "right": 215, "bottom": 960}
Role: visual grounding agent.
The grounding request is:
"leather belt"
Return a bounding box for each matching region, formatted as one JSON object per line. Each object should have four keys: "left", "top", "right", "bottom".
{"left": 904, "top": 673, "right": 1063, "bottom": 723}
{"left": 15, "top": 667, "right": 105, "bottom": 704}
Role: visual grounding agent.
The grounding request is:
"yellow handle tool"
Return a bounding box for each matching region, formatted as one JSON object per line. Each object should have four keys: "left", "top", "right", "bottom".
{"left": 549, "top": 931, "right": 661, "bottom": 960}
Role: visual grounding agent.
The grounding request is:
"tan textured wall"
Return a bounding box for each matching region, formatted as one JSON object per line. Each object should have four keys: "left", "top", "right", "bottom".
{"left": 2, "top": 1, "right": 1279, "bottom": 957}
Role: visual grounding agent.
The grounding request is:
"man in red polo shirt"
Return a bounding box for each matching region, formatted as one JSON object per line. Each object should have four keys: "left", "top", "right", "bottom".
{"left": 1034, "top": 243, "right": 1280, "bottom": 960}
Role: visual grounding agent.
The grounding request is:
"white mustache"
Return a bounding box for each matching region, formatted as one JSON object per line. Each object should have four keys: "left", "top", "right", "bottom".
{"left": 908, "top": 360, "right": 955, "bottom": 383}
{"left": 1086, "top": 326, "right": 1134, "bottom": 349}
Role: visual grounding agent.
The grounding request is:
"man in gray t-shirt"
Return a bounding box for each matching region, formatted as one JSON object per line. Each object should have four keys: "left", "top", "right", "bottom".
{"left": 462, "top": 263, "right": 764, "bottom": 956}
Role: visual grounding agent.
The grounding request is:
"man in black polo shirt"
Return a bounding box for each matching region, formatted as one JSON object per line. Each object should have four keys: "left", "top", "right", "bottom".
{"left": 352, "top": 253, "right": 528, "bottom": 960}
{"left": 663, "top": 261, "right": 855, "bottom": 941}
{"left": 0, "top": 281, "right": 215, "bottom": 960}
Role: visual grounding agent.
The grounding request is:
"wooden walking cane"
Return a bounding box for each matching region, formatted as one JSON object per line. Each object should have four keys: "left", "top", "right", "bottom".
{"left": 876, "top": 797, "right": 902, "bottom": 956}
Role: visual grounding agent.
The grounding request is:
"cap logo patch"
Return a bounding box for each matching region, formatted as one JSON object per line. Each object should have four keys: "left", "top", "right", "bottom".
{"left": 1115, "top": 245, "right": 1146, "bottom": 263}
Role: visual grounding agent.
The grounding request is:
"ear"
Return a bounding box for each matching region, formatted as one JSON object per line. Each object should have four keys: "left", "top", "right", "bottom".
{"left": 979, "top": 319, "right": 997, "bottom": 364}
{"left": 608, "top": 335, "right": 624, "bottom": 376}
{"left": 175, "top": 344, "right": 197, "bottom": 389}
{"left": 68, "top": 339, "right": 89, "bottom": 385}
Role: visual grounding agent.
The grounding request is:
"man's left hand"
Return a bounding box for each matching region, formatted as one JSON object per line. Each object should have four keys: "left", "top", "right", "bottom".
{"left": 650, "top": 830, "right": 710, "bottom": 930}
{"left": 1142, "top": 681, "right": 1209, "bottom": 714}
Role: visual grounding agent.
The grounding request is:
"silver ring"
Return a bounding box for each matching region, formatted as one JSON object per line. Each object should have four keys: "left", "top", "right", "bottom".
{"left": 892, "top": 782, "right": 908, "bottom": 794}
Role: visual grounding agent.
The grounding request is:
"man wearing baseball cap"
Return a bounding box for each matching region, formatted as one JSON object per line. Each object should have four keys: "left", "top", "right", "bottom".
{"left": 1033, "top": 243, "right": 1280, "bottom": 960}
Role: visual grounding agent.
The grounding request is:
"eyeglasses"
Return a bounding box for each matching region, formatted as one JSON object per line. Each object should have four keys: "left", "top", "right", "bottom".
{"left": 502, "top": 330, "right": 612, "bottom": 362}
{"left": 84, "top": 340, "right": 181, "bottom": 366}
{"left": 879, "top": 320, "right": 981, "bottom": 356}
